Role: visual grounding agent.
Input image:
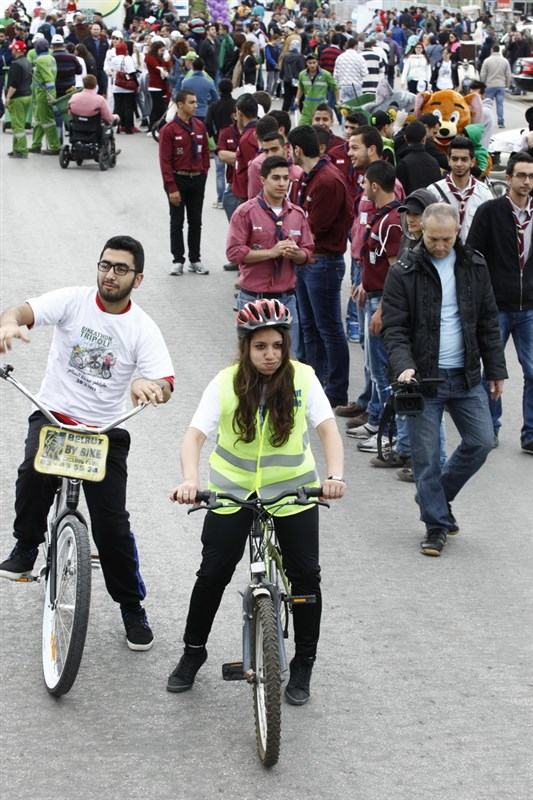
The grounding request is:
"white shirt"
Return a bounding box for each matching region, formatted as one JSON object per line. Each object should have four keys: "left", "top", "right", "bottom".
{"left": 28, "top": 286, "right": 174, "bottom": 427}
{"left": 333, "top": 49, "right": 369, "bottom": 87}
{"left": 427, "top": 177, "right": 493, "bottom": 242}
{"left": 190, "top": 370, "right": 333, "bottom": 438}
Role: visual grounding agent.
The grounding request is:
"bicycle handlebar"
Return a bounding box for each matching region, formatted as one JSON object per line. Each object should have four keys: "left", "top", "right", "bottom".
{"left": 191, "top": 486, "right": 328, "bottom": 513}
{"left": 0, "top": 364, "right": 147, "bottom": 433}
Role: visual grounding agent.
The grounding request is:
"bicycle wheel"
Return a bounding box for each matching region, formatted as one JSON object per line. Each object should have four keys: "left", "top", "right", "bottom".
{"left": 42, "top": 516, "right": 91, "bottom": 696}
{"left": 489, "top": 179, "right": 508, "bottom": 198}
{"left": 268, "top": 545, "right": 290, "bottom": 636}
{"left": 251, "top": 594, "right": 281, "bottom": 767}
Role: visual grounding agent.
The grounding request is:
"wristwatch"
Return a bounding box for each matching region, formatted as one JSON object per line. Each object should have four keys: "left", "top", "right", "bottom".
{"left": 327, "top": 475, "right": 346, "bottom": 482}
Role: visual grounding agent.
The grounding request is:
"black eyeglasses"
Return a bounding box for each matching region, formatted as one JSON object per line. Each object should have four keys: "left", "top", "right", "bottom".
{"left": 511, "top": 172, "right": 533, "bottom": 181}
{"left": 97, "top": 260, "right": 136, "bottom": 276}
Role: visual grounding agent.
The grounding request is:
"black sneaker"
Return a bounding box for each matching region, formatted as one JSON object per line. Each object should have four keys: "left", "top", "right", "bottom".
{"left": 420, "top": 529, "right": 448, "bottom": 556}
{"left": 447, "top": 503, "right": 460, "bottom": 535}
{"left": 122, "top": 608, "right": 154, "bottom": 651}
{"left": 0, "top": 544, "right": 38, "bottom": 580}
{"left": 285, "top": 655, "right": 315, "bottom": 706}
{"left": 167, "top": 646, "right": 207, "bottom": 693}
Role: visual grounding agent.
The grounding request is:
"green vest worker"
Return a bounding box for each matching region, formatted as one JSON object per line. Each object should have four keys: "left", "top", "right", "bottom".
{"left": 29, "top": 37, "right": 60, "bottom": 154}
{"left": 296, "top": 53, "right": 339, "bottom": 126}
{"left": 168, "top": 298, "right": 346, "bottom": 704}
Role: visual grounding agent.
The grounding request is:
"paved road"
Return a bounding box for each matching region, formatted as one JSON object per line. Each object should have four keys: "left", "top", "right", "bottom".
{"left": 0, "top": 98, "right": 531, "bottom": 800}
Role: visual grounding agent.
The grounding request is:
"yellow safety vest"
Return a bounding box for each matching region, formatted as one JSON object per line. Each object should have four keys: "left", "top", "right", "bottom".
{"left": 209, "top": 360, "right": 321, "bottom": 516}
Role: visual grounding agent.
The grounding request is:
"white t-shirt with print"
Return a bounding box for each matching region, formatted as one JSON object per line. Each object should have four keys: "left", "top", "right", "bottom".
{"left": 28, "top": 286, "right": 174, "bottom": 426}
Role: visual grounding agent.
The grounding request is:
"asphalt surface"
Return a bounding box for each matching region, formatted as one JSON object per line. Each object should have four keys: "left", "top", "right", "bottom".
{"left": 0, "top": 95, "right": 531, "bottom": 800}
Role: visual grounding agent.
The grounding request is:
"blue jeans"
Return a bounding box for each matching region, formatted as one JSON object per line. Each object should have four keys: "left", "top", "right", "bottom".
{"left": 485, "top": 86, "right": 505, "bottom": 125}
{"left": 484, "top": 309, "right": 533, "bottom": 445}
{"left": 214, "top": 155, "right": 225, "bottom": 203}
{"left": 296, "top": 254, "right": 349, "bottom": 402}
{"left": 364, "top": 296, "right": 392, "bottom": 423}
{"left": 408, "top": 369, "right": 493, "bottom": 531}
{"left": 349, "top": 260, "right": 373, "bottom": 409}
{"left": 222, "top": 185, "right": 244, "bottom": 222}
{"left": 238, "top": 289, "right": 300, "bottom": 357}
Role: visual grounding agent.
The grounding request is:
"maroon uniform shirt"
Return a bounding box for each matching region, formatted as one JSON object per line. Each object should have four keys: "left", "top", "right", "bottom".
{"left": 158, "top": 116, "right": 210, "bottom": 194}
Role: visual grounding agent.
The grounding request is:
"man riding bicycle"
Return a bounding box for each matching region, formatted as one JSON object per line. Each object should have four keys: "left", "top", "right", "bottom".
{"left": 0, "top": 235, "right": 174, "bottom": 651}
{"left": 168, "top": 299, "right": 346, "bottom": 705}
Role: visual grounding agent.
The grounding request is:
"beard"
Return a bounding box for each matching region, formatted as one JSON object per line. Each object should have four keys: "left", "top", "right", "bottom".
{"left": 97, "top": 273, "right": 136, "bottom": 304}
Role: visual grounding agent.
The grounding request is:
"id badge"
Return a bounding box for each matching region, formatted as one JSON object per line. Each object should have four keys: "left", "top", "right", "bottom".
{"left": 360, "top": 212, "right": 368, "bottom": 225}
{"left": 369, "top": 251, "right": 377, "bottom": 264}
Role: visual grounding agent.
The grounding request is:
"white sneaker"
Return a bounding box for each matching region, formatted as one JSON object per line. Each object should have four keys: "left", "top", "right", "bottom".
{"left": 357, "top": 433, "right": 396, "bottom": 453}
{"left": 211, "top": 201, "right": 223, "bottom": 209}
{"left": 188, "top": 262, "right": 209, "bottom": 275}
{"left": 169, "top": 262, "right": 184, "bottom": 276}
{"left": 346, "top": 423, "right": 379, "bottom": 439}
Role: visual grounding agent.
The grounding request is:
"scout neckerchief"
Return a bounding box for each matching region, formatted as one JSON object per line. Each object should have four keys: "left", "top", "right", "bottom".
{"left": 173, "top": 116, "right": 201, "bottom": 162}
{"left": 298, "top": 155, "right": 329, "bottom": 206}
{"left": 360, "top": 200, "right": 401, "bottom": 257}
{"left": 444, "top": 174, "right": 476, "bottom": 228}
{"left": 507, "top": 195, "right": 533, "bottom": 270}
{"left": 256, "top": 192, "right": 290, "bottom": 280}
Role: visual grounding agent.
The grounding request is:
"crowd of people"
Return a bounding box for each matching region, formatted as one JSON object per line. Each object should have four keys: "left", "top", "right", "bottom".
{"left": 0, "top": 2, "right": 531, "bottom": 705}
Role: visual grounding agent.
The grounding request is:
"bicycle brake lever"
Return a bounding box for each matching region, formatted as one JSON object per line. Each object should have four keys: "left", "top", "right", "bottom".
{"left": 187, "top": 502, "right": 223, "bottom": 514}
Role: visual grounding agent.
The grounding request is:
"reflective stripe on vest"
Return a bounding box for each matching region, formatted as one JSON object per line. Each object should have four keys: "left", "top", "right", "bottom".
{"left": 208, "top": 360, "right": 320, "bottom": 516}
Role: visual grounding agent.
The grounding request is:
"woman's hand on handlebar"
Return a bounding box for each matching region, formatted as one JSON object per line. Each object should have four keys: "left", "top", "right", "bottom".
{"left": 320, "top": 478, "right": 347, "bottom": 501}
{"left": 169, "top": 480, "right": 202, "bottom": 504}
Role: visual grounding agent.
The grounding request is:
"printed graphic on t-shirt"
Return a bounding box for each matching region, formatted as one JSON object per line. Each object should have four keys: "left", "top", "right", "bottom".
{"left": 67, "top": 325, "right": 120, "bottom": 389}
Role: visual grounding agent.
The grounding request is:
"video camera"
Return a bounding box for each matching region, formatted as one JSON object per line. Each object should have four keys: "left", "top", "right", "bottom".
{"left": 390, "top": 378, "right": 444, "bottom": 416}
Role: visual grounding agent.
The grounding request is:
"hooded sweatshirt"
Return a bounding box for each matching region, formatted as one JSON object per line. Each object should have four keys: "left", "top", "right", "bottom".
{"left": 464, "top": 123, "right": 489, "bottom": 174}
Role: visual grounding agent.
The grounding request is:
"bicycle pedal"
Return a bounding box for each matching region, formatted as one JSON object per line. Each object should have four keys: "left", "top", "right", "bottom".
{"left": 15, "top": 574, "right": 38, "bottom": 583}
{"left": 287, "top": 594, "right": 316, "bottom": 605}
{"left": 222, "top": 661, "right": 247, "bottom": 681}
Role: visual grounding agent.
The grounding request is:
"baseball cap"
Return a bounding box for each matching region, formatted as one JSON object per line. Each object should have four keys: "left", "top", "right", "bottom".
{"left": 184, "top": 51, "right": 197, "bottom": 61}
{"left": 371, "top": 110, "right": 392, "bottom": 128}
{"left": 305, "top": 52, "right": 318, "bottom": 61}
{"left": 170, "top": 31, "right": 182, "bottom": 40}
{"left": 111, "top": 30, "right": 124, "bottom": 39}
{"left": 10, "top": 39, "right": 26, "bottom": 51}
{"left": 51, "top": 34, "right": 64, "bottom": 44}
{"left": 398, "top": 188, "right": 436, "bottom": 215}
{"left": 284, "top": 21, "right": 296, "bottom": 30}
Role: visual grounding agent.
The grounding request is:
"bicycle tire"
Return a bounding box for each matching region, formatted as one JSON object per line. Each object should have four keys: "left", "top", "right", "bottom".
{"left": 251, "top": 594, "right": 281, "bottom": 768}
{"left": 268, "top": 545, "right": 290, "bottom": 636}
{"left": 42, "top": 516, "right": 92, "bottom": 696}
{"left": 489, "top": 179, "right": 508, "bottom": 198}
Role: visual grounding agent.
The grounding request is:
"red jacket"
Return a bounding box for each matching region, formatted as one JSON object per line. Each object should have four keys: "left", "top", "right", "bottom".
{"left": 158, "top": 117, "right": 210, "bottom": 194}
{"left": 216, "top": 123, "right": 240, "bottom": 184}
{"left": 232, "top": 122, "right": 258, "bottom": 200}
{"left": 299, "top": 160, "right": 352, "bottom": 254}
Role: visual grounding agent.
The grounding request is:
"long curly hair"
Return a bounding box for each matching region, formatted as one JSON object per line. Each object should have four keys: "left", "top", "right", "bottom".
{"left": 232, "top": 327, "right": 295, "bottom": 447}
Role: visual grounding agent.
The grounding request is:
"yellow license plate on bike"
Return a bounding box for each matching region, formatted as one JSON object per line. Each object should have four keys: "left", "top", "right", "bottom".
{"left": 34, "top": 426, "right": 109, "bottom": 482}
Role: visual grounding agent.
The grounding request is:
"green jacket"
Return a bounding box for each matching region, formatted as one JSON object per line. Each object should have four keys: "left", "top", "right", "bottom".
{"left": 32, "top": 52, "right": 57, "bottom": 92}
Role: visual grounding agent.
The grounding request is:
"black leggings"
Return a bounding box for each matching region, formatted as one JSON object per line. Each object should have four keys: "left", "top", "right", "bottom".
{"left": 13, "top": 411, "right": 146, "bottom": 609}
{"left": 183, "top": 504, "right": 322, "bottom": 658}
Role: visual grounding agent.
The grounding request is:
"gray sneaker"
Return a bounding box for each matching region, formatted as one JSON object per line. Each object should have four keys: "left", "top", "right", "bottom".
{"left": 169, "top": 262, "right": 184, "bottom": 276}
{"left": 189, "top": 262, "right": 209, "bottom": 275}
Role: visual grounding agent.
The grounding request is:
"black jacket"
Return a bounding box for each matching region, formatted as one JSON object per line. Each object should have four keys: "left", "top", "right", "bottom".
{"left": 83, "top": 35, "right": 109, "bottom": 70}
{"left": 395, "top": 143, "right": 442, "bottom": 195}
{"left": 381, "top": 240, "right": 507, "bottom": 391}
{"left": 466, "top": 195, "right": 533, "bottom": 312}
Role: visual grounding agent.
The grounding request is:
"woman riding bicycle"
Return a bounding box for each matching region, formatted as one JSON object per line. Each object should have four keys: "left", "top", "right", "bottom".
{"left": 168, "top": 299, "right": 346, "bottom": 705}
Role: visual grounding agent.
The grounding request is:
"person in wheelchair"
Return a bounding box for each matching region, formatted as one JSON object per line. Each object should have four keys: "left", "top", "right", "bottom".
{"left": 66, "top": 74, "right": 120, "bottom": 166}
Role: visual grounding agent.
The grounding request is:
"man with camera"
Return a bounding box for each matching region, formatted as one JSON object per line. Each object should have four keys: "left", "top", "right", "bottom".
{"left": 381, "top": 204, "right": 507, "bottom": 556}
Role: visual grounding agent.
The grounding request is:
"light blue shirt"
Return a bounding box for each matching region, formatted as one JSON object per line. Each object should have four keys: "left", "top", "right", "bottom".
{"left": 430, "top": 251, "right": 465, "bottom": 368}
{"left": 181, "top": 72, "right": 218, "bottom": 118}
